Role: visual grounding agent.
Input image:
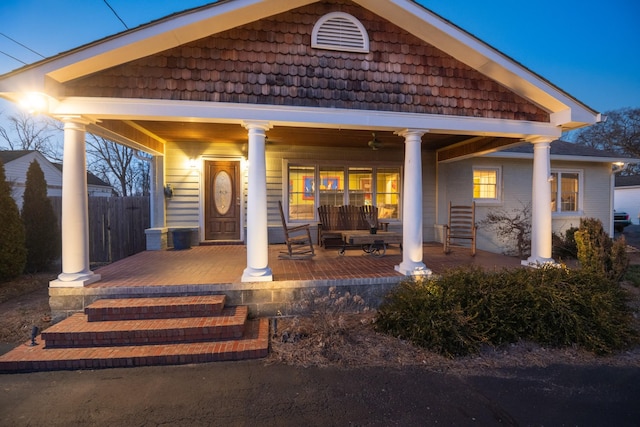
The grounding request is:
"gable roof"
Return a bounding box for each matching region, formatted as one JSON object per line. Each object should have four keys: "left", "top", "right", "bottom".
{"left": 0, "top": 150, "right": 38, "bottom": 164}
{"left": 0, "top": 0, "right": 602, "bottom": 162}
{"left": 0, "top": 0, "right": 598, "bottom": 128}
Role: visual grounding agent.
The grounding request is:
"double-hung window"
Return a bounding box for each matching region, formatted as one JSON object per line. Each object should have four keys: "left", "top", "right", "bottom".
{"left": 287, "top": 163, "right": 401, "bottom": 221}
{"left": 550, "top": 170, "right": 581, "bottom": 213}
{"left": 473, "top": 167, "right": 501, "bottom": 202}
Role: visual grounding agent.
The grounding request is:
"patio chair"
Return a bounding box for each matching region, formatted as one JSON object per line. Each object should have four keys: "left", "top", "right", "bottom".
{"left": 278, "top": 201, "right": 315, "bottom": 259}
{"left": 443, "top": 201, "right": 476, "bottom": 256}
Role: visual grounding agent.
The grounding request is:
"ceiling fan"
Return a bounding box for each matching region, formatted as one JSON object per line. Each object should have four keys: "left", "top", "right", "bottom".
{"left": 368, "top": 132, "right": 383, "bottom": 150}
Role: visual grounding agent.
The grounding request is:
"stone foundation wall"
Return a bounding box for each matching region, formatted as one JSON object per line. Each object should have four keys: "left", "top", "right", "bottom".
{"left": 49, "top": 278, "right": 402, "bottom": 323}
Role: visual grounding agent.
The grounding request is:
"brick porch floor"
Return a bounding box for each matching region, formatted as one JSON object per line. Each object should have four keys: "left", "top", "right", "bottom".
{"left": 88, "top": 242, "right": 523, "bottom": 289}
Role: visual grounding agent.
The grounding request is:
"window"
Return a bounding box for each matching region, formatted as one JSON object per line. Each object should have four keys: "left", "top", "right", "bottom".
{"left": 348, "top": 168, "right": 372, "bottom": 206}
{"left": 473, "top": 167, "right": 500, "bottom": 201}
{"left": 376, "top": 168, "right": 400, "bottom": 219}
{"left": 312, "top": 12, "right": 370, "bottom": 53}
{"left": 288, "top": 166, "right": 315, "bottom": 221}
{"left": 551, "top": 170, "right": 581, "bottom": 213}
{"left": 287, "top": 163, "right": 401, "bottom": 221}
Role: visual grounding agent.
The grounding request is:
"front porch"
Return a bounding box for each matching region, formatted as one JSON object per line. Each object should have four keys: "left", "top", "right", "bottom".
{"left": 49, "top": 243, "right": 523, "bottom": 321}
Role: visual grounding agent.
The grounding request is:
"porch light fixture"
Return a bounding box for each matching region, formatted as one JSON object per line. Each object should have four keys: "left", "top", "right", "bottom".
{"left": 188, "top": 158, "right": 197, "bottom": 169}
{"left": 19, "top": 92, "right": 49, "bottom": 114}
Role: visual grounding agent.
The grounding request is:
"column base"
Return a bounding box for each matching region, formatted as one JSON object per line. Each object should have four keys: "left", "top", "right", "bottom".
{"left": 242, "top": 267, "right": 273, "bottom": 282}
{"left": 395, "top": 262, "right": 432, "bottom": 276}
{"left": 50, "top": 272, "right": 101, "bottom": 288}
{"left": 521, "top": 257, "right": 558, "bottom": 268}
{"left": 145, "top": 227, "right": 168, "bottom": 251}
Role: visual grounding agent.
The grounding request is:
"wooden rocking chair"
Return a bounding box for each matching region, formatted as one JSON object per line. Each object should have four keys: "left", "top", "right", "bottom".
{"left": 443, "top": 201, "right": 477, "bottom": 256}
{"left": 278, "top": 201, "right": 315, "bottom": 259}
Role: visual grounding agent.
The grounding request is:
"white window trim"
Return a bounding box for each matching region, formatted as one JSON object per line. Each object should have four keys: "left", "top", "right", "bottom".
{"left": 311, "top": 12, "right": 370, "bottom": 53}
{"left": 551, "top": 168, "right": 584, "bottom": 216}
{"left": 472, "top": 166, "right": 502, "bottom": 204}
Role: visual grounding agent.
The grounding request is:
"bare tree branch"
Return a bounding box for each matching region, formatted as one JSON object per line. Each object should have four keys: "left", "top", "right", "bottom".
{"left": 0, "top": 110, "right": 61, "bottom": 160}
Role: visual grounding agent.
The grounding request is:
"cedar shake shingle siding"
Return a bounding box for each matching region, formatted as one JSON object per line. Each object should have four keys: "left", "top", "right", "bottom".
{"left": 64, "top": 0, "right": 549, "bottom": 122}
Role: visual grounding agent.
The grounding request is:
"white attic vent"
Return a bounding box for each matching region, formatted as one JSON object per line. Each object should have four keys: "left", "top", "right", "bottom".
{"left": 312, "top": 12, "right": 370, "bottom": 53}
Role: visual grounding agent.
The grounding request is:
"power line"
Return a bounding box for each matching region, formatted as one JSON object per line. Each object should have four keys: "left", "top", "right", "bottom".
{"left": 103, "top": 0, "right": 129, "bottom": 29}
{"left": 0, "top": 49, "right": 28, "bottom": 65}
{"left": 0, "top": 32, "right": 45, "bottom": 58}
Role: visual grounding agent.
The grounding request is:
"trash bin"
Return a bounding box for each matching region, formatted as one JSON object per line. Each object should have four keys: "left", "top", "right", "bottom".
{"left": 172, "top": 229, "right": 192, "bottom": 250}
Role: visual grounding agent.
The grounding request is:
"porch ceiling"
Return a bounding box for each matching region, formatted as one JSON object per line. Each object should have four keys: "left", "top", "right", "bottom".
{"left": 116, "top": 120, "right": 511, "bottom": 152}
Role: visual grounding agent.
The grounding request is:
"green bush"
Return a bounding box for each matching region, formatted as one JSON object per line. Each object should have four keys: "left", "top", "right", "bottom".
{"left": 552, "top": 226, "right": 578, "bottom": 260}
{"left": 375, "top": 266, "right": 637, "bottom": 357}
{"left": 574, "top": 218, "right": 628, "bottom": 281}
{"left": 21, "top": 160, "right": 61, "bottom": 272}
{"left": 0, "top": 159, "right": 26, "bottom": 281}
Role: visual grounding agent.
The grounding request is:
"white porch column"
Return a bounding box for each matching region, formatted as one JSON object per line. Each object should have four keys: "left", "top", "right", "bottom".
{"left": 150, "top": 155, "right": 166, "bottom": 228}
{"left": 241, "top": 121, "right": 273, "bottom": 282}
{"left": 50, "top": 118, "right": 101, "bottom": 287}
{"left": 395, "top": 129, "right": 431, "bottom": 276}
{"left": 145, "top": 155, "right": 168, "bottom": 251}
{"left": 523, "top": 138, "right": 555, "bottom": 266}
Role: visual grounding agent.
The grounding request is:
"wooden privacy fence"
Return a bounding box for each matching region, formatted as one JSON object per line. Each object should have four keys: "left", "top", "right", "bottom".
{"left": 50, "top": 197, "right": 150, "bottom": 263}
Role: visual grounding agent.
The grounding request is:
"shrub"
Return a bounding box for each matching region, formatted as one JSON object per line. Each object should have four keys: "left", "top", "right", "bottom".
{"left": 375, "top": 266, "right": 637, "bottom": 357}
{"left": 574, "top": 218, "right": 628, "bottom": 281}
{"left": 0, "top": 159, "right": 26, "bottom": 281}
{"left": 552, "top": 226, "right": 578, "bottom": 260}
{"left": 478, "top": 202, "right": 531, "bottom": 257}
{"left": 21, "top": 160, "right": 61, "bottom": 272}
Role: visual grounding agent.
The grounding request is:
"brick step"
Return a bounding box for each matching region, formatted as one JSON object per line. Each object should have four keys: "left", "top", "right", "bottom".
{"left": 0, "top": 318, "right": 269, "bottom": 373}
{"left": 42, "top": 306, "right": 248, "bottom": 348}
{"left": 85, "top": 295, "right": 226, "bottom": 322}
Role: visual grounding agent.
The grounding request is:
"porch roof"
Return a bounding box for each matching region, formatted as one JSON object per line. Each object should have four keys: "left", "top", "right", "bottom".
{"left": 0, "top": 0, "right": 600, "bottom": 159}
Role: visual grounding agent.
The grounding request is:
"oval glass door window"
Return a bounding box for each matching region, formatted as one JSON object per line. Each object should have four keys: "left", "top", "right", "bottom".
{"left": 214, "top": 171, "right": 232, "bottom": 215}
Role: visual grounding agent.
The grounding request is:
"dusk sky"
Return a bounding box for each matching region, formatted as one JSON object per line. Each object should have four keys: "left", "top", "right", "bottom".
{"left": 0, "top": 0, "right": 638, "bottom": 113}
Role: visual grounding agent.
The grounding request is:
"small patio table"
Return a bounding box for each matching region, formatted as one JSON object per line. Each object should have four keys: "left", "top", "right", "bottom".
{"left": 339, "top": 230, "right": 403, "bottom": 257}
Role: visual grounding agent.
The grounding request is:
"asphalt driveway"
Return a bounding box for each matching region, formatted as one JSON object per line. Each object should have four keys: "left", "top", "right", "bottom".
{"left": 1, "top": 360, "right": 639, "bottom": 426}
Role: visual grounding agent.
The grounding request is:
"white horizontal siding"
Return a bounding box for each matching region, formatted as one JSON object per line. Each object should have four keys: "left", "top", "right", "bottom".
{"left": 438, "top": 156, "right": 616, "bottom": 254}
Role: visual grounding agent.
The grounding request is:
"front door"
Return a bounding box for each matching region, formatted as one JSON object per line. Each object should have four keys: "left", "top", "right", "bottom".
{"left": 204, "top": 160, "right": 241, "bottom": 241}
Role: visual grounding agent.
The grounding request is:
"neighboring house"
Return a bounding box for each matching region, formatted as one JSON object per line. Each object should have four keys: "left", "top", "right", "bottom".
{"left": 615, "top": 175, "right": 640, "bottom": 225}
{"left": 50, "top": 163, "right": 115, "bottom": 198}
{"left": 0, "top": 150, "right": 113, "bottom": 208}
{"left": 0, "top": 0, "right": 628, "bottom": 287}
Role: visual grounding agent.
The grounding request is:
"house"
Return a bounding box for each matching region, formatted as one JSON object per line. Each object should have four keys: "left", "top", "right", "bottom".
{"left": 615, "top": 175, "right": 640, "bottom": 225}
{"left": 0, "top": 150, "right": 113, "bottom": 208}
{"left": 0, "top": 0, "right": 622, "bottom": 289}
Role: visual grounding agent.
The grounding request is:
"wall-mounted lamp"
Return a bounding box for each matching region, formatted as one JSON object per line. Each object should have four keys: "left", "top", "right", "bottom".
{"left": 188, "top": 158, "right": 197, "bottom": 169}
{"left": 164, "top": 184, "right": 174, "bottom": 199}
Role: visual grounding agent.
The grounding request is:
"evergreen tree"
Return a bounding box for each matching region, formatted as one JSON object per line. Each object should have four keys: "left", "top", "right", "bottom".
{"left": 21, "top": 160, "right": 60, "bottom": 272}
{"left": 0, "top": 159, "right": 26, "bottom": 281}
